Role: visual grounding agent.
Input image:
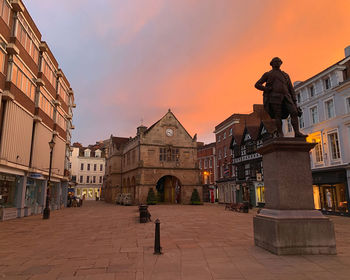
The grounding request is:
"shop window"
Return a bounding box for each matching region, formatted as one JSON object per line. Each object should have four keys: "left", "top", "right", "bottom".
{"left": 317, "top": 184, "right": 348, "bottom": 213}
{"left": 87, "top": 189, "right": 93, "bottom": 198}
{"left": 0, "top": 174, "right": 16, "bottom": 207}
{"left": 256, "top": 185, "right": 265, "bottom": 203}
{"left": 313, "top": 186, "right": 321, "bottom": 210}
{"left": 25, "top": 179, "right": 42, "bottom": 210}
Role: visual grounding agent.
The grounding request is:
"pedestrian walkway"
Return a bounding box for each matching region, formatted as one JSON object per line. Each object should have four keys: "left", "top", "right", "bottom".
{"left": 1, "top": 202, "right": 350, "bottom": 280}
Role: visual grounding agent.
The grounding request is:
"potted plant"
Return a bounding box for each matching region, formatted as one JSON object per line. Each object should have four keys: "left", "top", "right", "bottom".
{"left": 146, "top": 188, "right": 157, "bottom": 205}
{"left": 190, "top": 189, "right": 202, "bottom": 205}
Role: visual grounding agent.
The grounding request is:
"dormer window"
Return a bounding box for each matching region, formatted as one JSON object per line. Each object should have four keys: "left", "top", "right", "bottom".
{"left": 324, "top": 78, "right": 331, "bottom": 90}
{"left": 84, "top": 149, "right": 91, "bottom": 157}
{"left": 95, "top": 150, "right": 101, "bottom": 158}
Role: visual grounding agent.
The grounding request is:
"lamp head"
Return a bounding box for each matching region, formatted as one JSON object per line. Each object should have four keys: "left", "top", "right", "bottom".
{"left": 49, "top": 138, "right": 55, "bottom": 150}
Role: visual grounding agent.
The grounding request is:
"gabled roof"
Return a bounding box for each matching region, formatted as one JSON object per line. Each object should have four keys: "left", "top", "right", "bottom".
{"left": 257, "top": 120, "right": 275, "bottom": 139}
{"left": 144, "top": 109, "right": 193, "bottom": 139}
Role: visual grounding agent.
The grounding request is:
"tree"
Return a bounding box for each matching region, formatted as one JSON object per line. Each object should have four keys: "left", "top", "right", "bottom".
{"left": 146, "top": 188, "right": 157, "bottom": 205}
{"left": 190, "top": 189, "right": 202, "bottom": 205}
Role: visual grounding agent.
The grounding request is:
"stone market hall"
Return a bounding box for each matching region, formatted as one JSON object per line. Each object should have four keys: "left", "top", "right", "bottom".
{"left": 103, "top": 110, "right": 202, "bottom": 204}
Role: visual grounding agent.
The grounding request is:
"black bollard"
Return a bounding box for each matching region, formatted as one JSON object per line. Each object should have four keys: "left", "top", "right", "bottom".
{"left": 154, "top": 219, "right": 162, "bottom": 255}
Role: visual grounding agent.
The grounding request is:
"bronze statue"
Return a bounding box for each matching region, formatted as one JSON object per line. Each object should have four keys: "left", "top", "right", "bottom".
{"left": 255, "top": 57, "right": 306, "bottom": 137}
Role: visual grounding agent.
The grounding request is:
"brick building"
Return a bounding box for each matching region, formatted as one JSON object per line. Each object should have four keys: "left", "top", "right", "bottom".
{"left": 214, "top": 104, "right": 270, "bottom": 204}
{"left": 197, "top": 142, "right": 217, "bottom": 202}
{"left": 104, "top": 110, "right": 201, "bottom": 204}
{"left": 0, "top": 0, "right": 75, "bottom": 220}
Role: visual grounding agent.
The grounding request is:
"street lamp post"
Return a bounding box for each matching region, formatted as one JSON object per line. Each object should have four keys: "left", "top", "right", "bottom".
{"left": 43, "top": 137, "right": 55, "bottom": 219}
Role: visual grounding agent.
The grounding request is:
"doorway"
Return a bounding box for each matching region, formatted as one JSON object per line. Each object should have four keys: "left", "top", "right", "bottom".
{"left": 156, "top": 175, "right": 181, "bottom": 203}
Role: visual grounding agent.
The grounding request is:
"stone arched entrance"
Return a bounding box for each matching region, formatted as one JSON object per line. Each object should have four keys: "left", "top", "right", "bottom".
{"left": 156, "top": 175, "right": 181, "bottom": 203}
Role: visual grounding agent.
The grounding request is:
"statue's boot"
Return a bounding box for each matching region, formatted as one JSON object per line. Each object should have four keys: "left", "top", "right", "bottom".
{"left": 291, "top": 116, "right": 307, "bottom": 138}
{"left": 275, "top": 119, "right": 284, "bottom": 137}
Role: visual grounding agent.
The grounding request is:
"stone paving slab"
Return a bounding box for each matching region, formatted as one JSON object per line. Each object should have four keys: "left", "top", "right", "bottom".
{"left": 0, "top": 202, "right": 350, "bottom": 280}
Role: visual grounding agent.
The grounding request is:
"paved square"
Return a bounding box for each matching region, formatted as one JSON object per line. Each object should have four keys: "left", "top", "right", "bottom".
{"left": 1, "top": 202, "right": 350, "bottom": 280}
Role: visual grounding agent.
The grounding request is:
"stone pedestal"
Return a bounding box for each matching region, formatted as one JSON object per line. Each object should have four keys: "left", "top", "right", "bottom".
{"left": 253, "top": 138, "right": 336, "bottom": 255}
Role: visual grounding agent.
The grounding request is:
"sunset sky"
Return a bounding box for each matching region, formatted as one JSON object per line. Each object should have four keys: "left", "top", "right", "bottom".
{"left": 24, "top": 0, "right": 350, "bottom": 145}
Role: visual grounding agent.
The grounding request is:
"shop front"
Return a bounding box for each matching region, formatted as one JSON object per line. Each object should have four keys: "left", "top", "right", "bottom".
{"left": 25, "top": 177, "right": 45, "bottom": 216}
{"left": 254, "top": 182, "right": 265, "bottom": 207}
{"left": 312, "top": 168, "right": 349, "bottom": 216}
{"left": 0, "top": 173, "right": 19, "bottom": 221}
{"left": 235, "top": 182, "right": 255, "bottom": 207}
{"left": 50, "top": 182, "right": 61, "bottom": 210}
{"left": 75, "top": 186, "right": 101, "bottom": 200}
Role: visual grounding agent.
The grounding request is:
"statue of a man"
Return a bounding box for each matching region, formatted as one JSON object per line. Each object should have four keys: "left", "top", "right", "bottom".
{"left": 255, "top": 57, "right": 306, "bottom": 137}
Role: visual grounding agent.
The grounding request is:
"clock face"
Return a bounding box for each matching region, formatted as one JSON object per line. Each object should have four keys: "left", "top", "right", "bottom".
{"left": 166, "top": 128, "right": 174, "bottom": 137}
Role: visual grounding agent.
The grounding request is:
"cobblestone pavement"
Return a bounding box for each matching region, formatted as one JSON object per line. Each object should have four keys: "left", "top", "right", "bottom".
{"left": 1, "top": 202, "right": 350, "bottom": 280}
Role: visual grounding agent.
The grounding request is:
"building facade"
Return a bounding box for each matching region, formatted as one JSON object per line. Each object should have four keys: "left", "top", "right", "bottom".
{"left": 197, "top": 142, "right": 217, "bottom": 202}
{"left": 284, "top": 47, "right": 350, "bottom": 215}
{"left": 0, "top": 0, "right": 75, "bottom": 220}
{"left": 214, "top": 104, "right": 270, "bottom": 205}
{"left": 104, "top": 110, "right": 202, "bottom": 204}
{"left": 69, "top": 142, "right": 105, "bottom": 201}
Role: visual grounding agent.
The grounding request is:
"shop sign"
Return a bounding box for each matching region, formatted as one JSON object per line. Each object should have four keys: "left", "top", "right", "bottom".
{"left": 0, "top": 174, "right": 16, "bottom": 182}
{"left": 28, "top": 173, "right": 45, "bottom": 180}
{"left": 256, "top": 173, "right": 262, "bottom": 182}
{"left": 232, "top": 153, "right": 262, "bottom": 164}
